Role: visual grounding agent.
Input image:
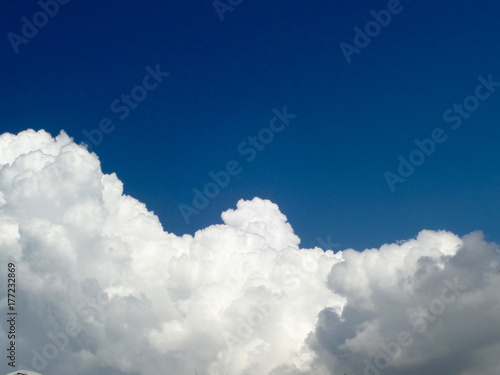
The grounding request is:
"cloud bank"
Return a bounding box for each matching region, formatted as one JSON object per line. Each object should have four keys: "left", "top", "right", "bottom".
{"left": 0, "top": 129, "right": 499, "bottom": 375}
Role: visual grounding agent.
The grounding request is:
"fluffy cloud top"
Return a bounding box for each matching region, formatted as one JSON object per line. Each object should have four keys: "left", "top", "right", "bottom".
{"left": 0, "top": 129, "right": 499, "bottom": 375}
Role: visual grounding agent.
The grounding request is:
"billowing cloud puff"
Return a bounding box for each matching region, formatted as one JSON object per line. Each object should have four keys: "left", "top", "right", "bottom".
{"left": 0, "top": 129, "right": 499, "bottom": 375}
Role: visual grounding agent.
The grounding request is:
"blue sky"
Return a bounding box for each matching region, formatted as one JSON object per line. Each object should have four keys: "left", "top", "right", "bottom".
{"left": 2, "top": 0, "right": 500, "bottom": 250}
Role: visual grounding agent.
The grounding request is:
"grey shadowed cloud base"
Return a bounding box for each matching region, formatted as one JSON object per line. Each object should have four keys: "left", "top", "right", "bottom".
{"left": 0, "top": 129, "right": 499, "bottom": 375}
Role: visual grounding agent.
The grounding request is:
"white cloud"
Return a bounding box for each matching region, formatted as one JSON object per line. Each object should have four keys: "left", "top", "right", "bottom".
{"left": 0, "top": 129, "right": 499, "bottom": 375}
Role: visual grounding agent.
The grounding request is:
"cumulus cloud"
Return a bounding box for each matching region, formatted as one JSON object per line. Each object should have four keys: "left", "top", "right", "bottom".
{"left": 0, "top": 129, "right": 499, "bottom": 375}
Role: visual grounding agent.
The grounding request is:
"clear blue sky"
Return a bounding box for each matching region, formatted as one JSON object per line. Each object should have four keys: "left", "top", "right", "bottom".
{"left": 2, "top": 0, "right": 500, "bottom": 250}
